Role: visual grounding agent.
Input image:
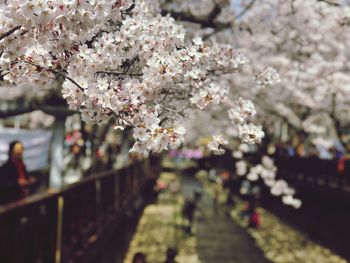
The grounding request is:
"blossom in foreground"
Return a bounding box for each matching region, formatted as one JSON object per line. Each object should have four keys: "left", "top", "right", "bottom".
{"left": 238, "top": 124, "right": 265, "bottom": 144}
{"left": 207, "top": 135, "right": 228, "bottom": 155}
{"left": 238, "top": 155, "right": 301, "bottom": 208}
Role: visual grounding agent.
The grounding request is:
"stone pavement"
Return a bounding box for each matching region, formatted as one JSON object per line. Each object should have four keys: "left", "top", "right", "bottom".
{"left": 123, "top": 172, "right": 201, "bottom": 263}
{"left": 122, "top": 172, "right": 269, "bottom": 263}
{"left": 194, "top": 170, "right": 347, "bottom": 263}
{"left": 230, "top": 201, "right": 347, "bottom": 263}
{"left": 181, "top": 175, "right": 269, "bottom": 263}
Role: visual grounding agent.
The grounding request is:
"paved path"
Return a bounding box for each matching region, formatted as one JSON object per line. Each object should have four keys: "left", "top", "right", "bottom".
{"left": 181, "top": 175, "right": 269, "bottom": 263}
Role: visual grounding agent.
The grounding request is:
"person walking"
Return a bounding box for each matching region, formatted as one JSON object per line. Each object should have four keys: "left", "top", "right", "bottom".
{"left": 182, "top": 198, "right": 197, "bottom": 234}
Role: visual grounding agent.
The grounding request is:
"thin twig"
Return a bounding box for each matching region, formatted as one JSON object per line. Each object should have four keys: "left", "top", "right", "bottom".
{"left": 118, "top": 116, "right": 135, "bottom": 128}
{"left": 235, "top": 0, "right": 257, "bottom": 19}
{"left": 63, "top": 74, "right": 85, "bottom": 92}
{"left": 160, "top": 105, "right": 178, "bottom": 114}
{"left": 95, "top": 71, "right": 142, "bottom": 77}
{"left": 122, "top": 55, "right": 139, "bottom": 73}
{"left": 11, "top": 59, "right": 85, "bottom": 92}
{"left": 317, "top": 0, "right": 340, "bottom": 6}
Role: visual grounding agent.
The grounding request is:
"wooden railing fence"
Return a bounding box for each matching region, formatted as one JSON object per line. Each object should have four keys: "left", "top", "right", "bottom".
{"left": 0, "top": 156, "right": 161, "bottom": 263}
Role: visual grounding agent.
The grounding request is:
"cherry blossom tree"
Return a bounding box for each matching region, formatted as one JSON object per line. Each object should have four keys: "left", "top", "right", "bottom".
{"left": 226, "top": 0, "right": 350, "bottom": 145}
{"left": 0, "top": 0, "right": 271, "bottom": 155}
{"left": 162, "top": 0, "right": 350, "bottom": 208}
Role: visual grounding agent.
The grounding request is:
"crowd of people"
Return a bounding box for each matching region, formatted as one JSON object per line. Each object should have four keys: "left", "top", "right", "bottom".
{"left": 270, "top": 137, "right": 350, "bottom": 175}
{"left": 271, "top": 139, "right": 345, "bottom": 160}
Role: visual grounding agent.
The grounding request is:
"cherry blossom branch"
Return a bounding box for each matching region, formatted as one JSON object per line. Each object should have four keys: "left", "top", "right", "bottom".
{"left": 117, "top": 115, "right": 135, "bottom": 128}
{"left": 0, "top": 25, "right": 21, "bottom": 42}
{"left": 11, "top": 60, "right": 85, "bottom": 92}
{"left": 317, "top": 0, "right": 340, "bottom": 6}
{"left": 94, "top": 71, "right": 142, "bottom": 77}
{"left": 160, "top": 104, "right": 191, "bottom": 118}
{"left": 208, "top": 4, "right": 222, "bottom": 22}
{"left": 63, "top": 74, "right": 85, "bottom": 92}
{"left": 160, "top": 105, "right": 179, "bottom": 114}
{"left": 159, "top": 106, "right": 185, "bottom": 125}
{"left": 121, "top": 55, "right": 139, "bottom": 73}
{"left": 94, "top": 56, "right": 140, "bottom": 78}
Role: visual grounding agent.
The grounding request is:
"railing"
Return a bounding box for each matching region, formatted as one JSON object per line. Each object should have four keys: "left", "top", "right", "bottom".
{"left": 261, "top": 156, "right": 350, "bottom": 261}
{"left": 197, "top": 152, "right": 350, "bottom": 193}
{"left": 195, "top": 153, "right": 350, "bottom": 260}
{"left": 0, "top": 156, "right": 161, "bottom": 263}
{"left": 275, "top": 156, "right": 350, "bottom": 190}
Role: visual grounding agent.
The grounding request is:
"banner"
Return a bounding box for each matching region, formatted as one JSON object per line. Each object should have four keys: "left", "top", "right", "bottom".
{"left": 0, "top": 128, "right": 53, "bottom": 172}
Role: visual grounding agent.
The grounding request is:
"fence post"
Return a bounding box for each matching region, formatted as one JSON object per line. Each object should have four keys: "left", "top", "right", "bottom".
{"left": 55, "top": 196, "right": 64, "bottom": 263}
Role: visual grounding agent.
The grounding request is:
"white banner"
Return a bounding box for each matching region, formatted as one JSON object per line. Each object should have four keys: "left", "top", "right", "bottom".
{"left": 0, "top": 128, "right": 53, "bottom": 172}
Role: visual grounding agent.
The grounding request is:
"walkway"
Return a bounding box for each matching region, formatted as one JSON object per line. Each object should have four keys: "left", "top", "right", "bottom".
{"left": 122, "top": 171, "right": 268, "bottom": 263}
{"left": 230, "top": 201, "right": 347, "bottom": 263}
{"left": 194, "top": 170, "right": 347, "bottom": 263}
{"left": 181, "top": 175, "right": 269, "bottom": 263}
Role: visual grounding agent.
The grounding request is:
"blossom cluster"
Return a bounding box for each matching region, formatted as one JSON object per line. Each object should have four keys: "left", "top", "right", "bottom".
{"left": 228, "top": 98, "right": 256, "bottom": 124}
{"left": 207, "top": 135, "right": 229, "bottom": 155}
{"left": 0, "top": 0, "right": 278, "bottom": 155}
{"left": 227, "top": 98, "right": 264, "bottom": 144}
{"left": 0, "top": 0, "right": 128, "bottom": 88}
{"left": 235, "top": 153, "right": 302, "bottom": 209}
{"left": 254, "top": 67, "right": 280, "bottom": 88}
{"left": 232, "top": 0, "right": 350, "bottom": 136}
{"left": 59, "top": 4, "right": 252, "bottom": 153}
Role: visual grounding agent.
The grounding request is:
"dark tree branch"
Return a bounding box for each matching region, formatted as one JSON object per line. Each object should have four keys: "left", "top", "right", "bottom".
{"left": 116, "top": 115, "right": 135, "bottom": 128}
{"left": 208, "top": 4, "right": 222, "bottom": 23}
{"left": 94, "top": 71, "right": 142, "bottom": 77}
{"left": 0, "top": 25, "right": 21, "bottom": 42}
{"left": 63, "top": 74, "right": 85, "bottom": 92}
{"left": 317, "top": 0, "right": 340, "bottom": 6}
{"left": 121, "top": 55, "right": 139, "bottom": 73}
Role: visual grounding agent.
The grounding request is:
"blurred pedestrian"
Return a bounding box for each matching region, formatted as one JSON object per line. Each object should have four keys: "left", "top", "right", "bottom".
{"left": 164, "top": 248, "right": 178, "bottom": 263}
{"left": 296, "top": 142, "right": 305, "bottom": 157}
{"left": 0, "top": 141, "right": 34, "bottom": 204}
{"left": 182, "top": 198, "right": 197, "bottom": 234}
{"left": 240, "top": 201, "right": 251, "bottom": 220}
{"left": 248, "top": 208, "right": 260, "bottom": 228}
{"left": 132, "top": 252, "right": 147, "bottom": 263}
{"left": 63, "top": 143, "right": 90, "bottom": 185}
